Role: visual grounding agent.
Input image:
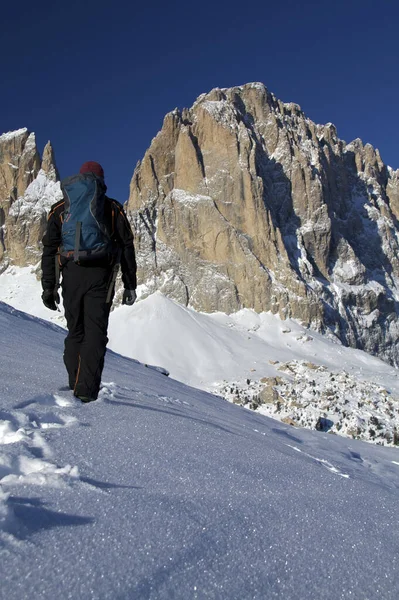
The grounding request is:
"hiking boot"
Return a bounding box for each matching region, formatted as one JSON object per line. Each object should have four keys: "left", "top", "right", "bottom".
{"left": 77, "top": 395, "right": 97, "bottom": 403}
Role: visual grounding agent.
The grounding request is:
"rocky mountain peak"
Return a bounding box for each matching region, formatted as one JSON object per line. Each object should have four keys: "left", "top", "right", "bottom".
{"left": 2, "top": 86, "right": 398, "bottom": 366}
{"left": 0, "top": 129, "right": 61, "bottom": 269}
{"left": 127, "top": 82, "right": 399, "bottom": 365}
{"left": 0, "top": 128, "right": 40, "bottom": 201}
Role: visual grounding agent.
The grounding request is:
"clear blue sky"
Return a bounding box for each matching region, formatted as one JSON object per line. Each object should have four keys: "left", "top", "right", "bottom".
{"left": 1, "top": 0, "right": 398, "bottom": 202}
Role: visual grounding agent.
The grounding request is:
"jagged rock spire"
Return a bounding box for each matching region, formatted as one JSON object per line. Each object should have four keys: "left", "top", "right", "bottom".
{"left": 0, "top": 129, "right": 61, "bottom": 268}
{"left": 41, "top": 141, "right": 60, "bottom": 182}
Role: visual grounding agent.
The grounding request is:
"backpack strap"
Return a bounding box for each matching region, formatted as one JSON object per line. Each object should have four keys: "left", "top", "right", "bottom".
{"left": 74, "top": 221, "right": 82, "bottom": 263}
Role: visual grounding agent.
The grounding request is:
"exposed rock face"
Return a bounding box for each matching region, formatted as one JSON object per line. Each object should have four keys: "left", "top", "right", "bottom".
{"left": 0, "top": 129, "right": 61, "bottom": 269}
{"left": 127, "top": 83, "right": 399, "bottom": 365}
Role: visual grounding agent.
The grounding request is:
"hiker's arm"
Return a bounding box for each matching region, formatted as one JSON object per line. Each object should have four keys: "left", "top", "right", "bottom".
{"left": 41, "top": 208, "right": 62, "bottom": 290}
{"left": 115, "top": 204, "right": 137, "bottom": 290}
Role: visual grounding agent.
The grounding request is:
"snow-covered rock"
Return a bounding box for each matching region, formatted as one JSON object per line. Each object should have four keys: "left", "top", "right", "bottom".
{"left": 218, "top": 360, "right": 399, "bottom": 447}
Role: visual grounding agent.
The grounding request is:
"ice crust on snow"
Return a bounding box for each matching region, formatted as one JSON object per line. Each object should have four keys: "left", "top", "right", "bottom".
{"left": 0, "top": 300, "right": 399, "bottom": 599}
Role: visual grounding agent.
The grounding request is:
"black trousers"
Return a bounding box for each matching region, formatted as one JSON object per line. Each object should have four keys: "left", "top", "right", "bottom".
{"left": 61, "top": 261, "right": 112, "bottom": 399}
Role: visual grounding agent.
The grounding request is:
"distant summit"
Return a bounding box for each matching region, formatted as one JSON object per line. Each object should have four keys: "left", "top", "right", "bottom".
{"left": 127, "top": 82, "right": 399, "bottom": 365}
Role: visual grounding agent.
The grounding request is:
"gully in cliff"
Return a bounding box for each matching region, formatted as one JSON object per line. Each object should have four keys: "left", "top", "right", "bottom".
{"left": 41, "top": 161, "right": 137, "bottom": 402}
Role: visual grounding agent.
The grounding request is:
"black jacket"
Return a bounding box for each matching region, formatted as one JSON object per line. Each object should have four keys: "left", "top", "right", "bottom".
{"left": 41, "top": 196, "right": 137, "bottom": 291}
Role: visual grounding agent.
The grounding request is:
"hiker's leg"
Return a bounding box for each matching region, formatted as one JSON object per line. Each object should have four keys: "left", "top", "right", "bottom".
{"left": 74, "top": 268, "right": 111, "bottom": 399}
{"left": 61, "top": 264, "right": 85, "bottom": 389}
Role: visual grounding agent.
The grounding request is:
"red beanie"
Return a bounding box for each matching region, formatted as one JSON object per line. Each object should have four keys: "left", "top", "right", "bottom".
{"left": 79, "top": 161, "right": 104, "bottom": 179}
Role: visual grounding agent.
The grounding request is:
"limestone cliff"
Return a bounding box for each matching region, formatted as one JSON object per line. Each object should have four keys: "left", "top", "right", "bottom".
{"left": 0, "top": 128, "right": 61, "bottom": 269}
{"left": 127, "top": 83, "right": 399, "bottom": 365}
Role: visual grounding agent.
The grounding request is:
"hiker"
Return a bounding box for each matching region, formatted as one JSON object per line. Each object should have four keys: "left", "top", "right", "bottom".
{"left": 41, "top": 161, "right": 137, "bottom": 403}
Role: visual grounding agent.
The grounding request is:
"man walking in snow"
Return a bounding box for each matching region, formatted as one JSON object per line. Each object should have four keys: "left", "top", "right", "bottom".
{"left": 41, "top": 161, "right": 137, "bottom": 403}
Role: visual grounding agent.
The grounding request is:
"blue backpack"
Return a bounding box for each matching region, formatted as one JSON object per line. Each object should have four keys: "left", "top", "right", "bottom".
{"left": 60, "top": 173, "right": 113, "bottom": 263}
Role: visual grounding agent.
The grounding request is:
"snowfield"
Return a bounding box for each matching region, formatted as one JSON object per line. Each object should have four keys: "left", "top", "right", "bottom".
{"left": 1, "top": 301, "right": 399, "bottom": 599}
{"left": 1, "top": 266, "right": 399, "bottom": 447}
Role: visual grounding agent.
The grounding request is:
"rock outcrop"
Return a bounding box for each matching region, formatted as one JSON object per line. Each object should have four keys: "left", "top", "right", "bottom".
{"left": 0, "top": 128, "right": 61, "bottom": 269}
{"left": 218, "top": 360, "right": 399, "bottom": 446}
{"left": 127, "top": 83, "right": 399, "bottom": 365}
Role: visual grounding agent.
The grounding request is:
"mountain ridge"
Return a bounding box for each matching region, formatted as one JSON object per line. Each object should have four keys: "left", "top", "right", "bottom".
{"left": 1, "top": 82, "right": 399, "bottom": 365}
{"left": 127, "top": 82, "right": 399, "bottom": 365}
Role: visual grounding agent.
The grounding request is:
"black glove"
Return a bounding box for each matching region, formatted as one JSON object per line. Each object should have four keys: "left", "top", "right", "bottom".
{"left": 122, "top": 289, "right": 137, "bottom": 306}
{"left": 42, "top": 289, "right": 60, "bottom": 311}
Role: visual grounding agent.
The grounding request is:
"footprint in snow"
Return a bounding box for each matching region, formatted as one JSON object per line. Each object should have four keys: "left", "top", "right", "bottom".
{"left": 13, "top": 393, "right": 73, "bottom": 410}
{"left": 286, "top": 444, "right": 350, "bottom": 479}
{"left": 0, "top": 395, "right": 81, "bottom": 525}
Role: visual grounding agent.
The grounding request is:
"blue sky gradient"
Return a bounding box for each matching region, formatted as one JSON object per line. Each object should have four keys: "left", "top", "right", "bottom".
{"left": 1, "top": 0, "right": 398, "bottom": 201}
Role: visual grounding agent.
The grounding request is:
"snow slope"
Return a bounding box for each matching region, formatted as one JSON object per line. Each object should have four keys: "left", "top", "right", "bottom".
{"left": 1, "top": 266, "right": 397, "bottom": 389}
{"left": 1, "top": 266, "right": 399, "bottom": 447}
{"left": 1, "top": 301, "right": 399, "bottom": 599}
